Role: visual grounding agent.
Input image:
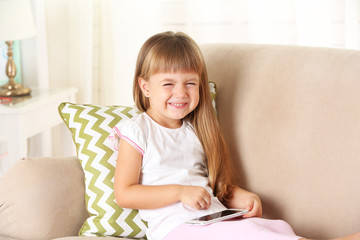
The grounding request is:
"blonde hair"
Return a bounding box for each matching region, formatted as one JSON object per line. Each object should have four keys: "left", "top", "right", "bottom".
{"left": 133, "top": 31, "right": 234, "bottom": 203}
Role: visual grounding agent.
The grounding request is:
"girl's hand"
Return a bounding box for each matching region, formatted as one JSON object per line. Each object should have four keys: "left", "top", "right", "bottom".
{"left": 242, "top": 194, "right": 262, "bottom": 218}
{"left": 179, "top": 185, "right": 211, "bottom": 210}
{"left": 226, "top": 186, "right": 263, "bottom": 218}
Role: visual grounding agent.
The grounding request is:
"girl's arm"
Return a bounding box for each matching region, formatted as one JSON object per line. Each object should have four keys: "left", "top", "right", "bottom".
{"left": 225, "top": 186, "right": 263, "bottom": 218}
{"left": 114, "top": 140, "right": 211, "bottom": 210}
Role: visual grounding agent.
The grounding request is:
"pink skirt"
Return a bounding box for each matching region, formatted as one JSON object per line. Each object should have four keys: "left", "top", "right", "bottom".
{"left": 163, "top": 217, "right": 302, "bottom": 240}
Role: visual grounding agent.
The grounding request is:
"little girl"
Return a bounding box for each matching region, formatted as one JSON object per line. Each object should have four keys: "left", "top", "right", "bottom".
{"left": 110, "top": 31, "right": 360, "bottom": 240}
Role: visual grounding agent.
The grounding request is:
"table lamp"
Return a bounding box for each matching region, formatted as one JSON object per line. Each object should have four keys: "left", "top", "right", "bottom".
{"left": 0, "top": 0, "right": 36, "bottom": 97}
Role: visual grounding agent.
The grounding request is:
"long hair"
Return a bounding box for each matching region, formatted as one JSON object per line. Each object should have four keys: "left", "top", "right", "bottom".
{"left": 133, "top": 31, "right": 235, "bottom": 203}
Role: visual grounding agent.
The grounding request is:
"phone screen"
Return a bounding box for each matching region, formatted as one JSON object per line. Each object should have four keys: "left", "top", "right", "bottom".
{"left": 196, "top": 209, "right": 245, "bottom": 221}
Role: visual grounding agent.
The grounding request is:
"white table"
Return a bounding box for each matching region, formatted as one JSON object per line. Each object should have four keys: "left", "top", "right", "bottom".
{"left": 0, "top": 88, "right": 77, "bottom": 174}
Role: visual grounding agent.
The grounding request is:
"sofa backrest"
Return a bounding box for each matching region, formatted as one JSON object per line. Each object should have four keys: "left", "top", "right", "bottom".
{"left": 200, "top": 44, "right": 360, "bottom": 239}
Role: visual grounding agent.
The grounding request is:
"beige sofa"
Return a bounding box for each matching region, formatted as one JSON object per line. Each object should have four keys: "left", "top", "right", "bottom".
{"left": 0, "top": 44, "right": 359, "bottom": 240}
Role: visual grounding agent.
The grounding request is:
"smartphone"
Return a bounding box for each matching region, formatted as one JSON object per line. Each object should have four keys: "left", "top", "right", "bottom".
{"left": 185, "top": 209, "right": 249, "bottom": 225}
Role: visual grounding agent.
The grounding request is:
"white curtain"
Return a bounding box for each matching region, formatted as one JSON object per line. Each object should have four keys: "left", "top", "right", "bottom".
{"left": 26, "top": 0, "right": 360, "bottom": 156}
{"left": 38, "top": 0, "right": 360, "bottom": 105}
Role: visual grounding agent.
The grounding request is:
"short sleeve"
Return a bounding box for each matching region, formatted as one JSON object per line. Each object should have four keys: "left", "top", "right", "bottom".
{"left": 107, "top": 120, "right": 146, "bottom": 156}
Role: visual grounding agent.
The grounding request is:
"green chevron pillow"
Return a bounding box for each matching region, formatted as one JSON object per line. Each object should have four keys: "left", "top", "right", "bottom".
{"left": 58, "top": 103, "right": 147, "bottom": 238}
{"left": 58, "top": 82, "right": 216, "bottom": 238}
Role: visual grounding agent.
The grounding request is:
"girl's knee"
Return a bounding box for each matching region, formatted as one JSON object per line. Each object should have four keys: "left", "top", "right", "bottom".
{"left": 274, "top": 219, "right": 291, "bottom": 227}
{"left": 249, "top": 218, "right": 296, "bottom": 235}
{"left": 271, "top": 219, "right": 296, "bottom": 235}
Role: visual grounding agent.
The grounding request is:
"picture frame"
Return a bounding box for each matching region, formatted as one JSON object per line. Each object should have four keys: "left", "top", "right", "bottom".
{"left": 0, "top": 40, "right": 22, "bottom": 86}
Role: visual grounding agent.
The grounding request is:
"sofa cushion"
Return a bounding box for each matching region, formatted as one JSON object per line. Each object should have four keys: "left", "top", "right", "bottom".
{"left": 200, "top": 44, "right": 360, "bottom": 239}
{"left": 58, "top": 82, "right": 216, "bottom": 239}
{"left": 54, "top": 237, "right": 128, "bottom": 240}
{"left": 59, "top": 103, "right": 147, "bottom": 238}
{"left": 0, "top": 157, "right": 88, "bottom": 240}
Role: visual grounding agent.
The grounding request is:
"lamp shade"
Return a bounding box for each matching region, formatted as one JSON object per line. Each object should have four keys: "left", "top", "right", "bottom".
{"left": 0, "top": 0, "right": 36, "bottom": 41}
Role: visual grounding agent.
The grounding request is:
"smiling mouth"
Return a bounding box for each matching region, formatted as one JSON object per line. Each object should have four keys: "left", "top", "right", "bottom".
{"left": 169, "top": 103, "right": 187, "bottom": 107}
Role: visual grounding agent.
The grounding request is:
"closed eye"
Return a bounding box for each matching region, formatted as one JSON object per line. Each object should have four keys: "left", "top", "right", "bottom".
{"left": 186, "top": 82, "right": 197, "bottom": 86}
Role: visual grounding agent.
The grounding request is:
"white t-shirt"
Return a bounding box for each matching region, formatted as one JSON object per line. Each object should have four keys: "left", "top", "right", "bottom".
{"left": 111, "top": 113, "right": 226, "bottom": 240}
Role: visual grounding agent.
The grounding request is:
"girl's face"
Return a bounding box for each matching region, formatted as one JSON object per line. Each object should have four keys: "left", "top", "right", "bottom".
{"left": 139, "top": 71, "right": 200, "bottom": 129}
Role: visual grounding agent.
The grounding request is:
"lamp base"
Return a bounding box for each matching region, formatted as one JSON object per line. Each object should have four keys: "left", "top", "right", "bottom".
{"left": 0, "top": 82, "right": 31, "bottom": 97}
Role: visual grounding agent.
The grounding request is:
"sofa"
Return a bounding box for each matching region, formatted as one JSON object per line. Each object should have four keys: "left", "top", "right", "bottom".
{"left": 0, "top": 44, "right": 359, "bottom": 240}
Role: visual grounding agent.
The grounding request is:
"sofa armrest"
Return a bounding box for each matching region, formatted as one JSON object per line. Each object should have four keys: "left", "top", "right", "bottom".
{"left": 0, "top": 157, "right": 88, "bottom": 240}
